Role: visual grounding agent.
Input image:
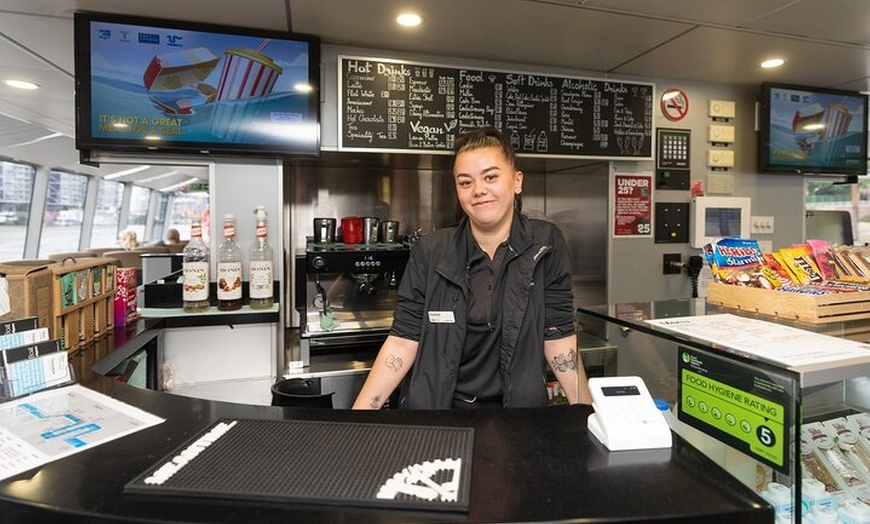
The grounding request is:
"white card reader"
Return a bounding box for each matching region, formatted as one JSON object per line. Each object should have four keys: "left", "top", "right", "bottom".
{"left": 587, "top": 376, "right": 673, "bottom": 451}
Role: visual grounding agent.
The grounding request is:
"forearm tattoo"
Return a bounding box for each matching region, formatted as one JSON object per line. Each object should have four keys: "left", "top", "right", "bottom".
{"left": 369, "top": 395, "right": 382, "bottom": 409}
{"left": 550, "top": 349, "right": 578, "bottom": 373}
{"left": 385, "top": 354, "right": 403, "bottom": 372}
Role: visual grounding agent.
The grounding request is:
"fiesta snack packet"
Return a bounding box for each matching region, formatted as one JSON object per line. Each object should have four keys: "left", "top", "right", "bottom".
{"left": 711, "top": 237, "right": 767, "bottom": 286}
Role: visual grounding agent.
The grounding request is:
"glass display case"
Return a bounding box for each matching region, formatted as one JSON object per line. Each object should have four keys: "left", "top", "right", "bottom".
{"left": 578, "top": 299, "right": 870, "bottom": 524}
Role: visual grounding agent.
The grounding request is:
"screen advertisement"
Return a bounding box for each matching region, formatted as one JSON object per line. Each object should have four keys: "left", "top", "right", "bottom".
{"left": 760, "top": 83, "right": 867, "bottom": 175}
{"left": 75, "top": 13, "right": 320, "bottom": 157}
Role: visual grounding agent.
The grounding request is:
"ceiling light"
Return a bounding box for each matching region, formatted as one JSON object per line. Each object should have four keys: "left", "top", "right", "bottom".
{"left": 760, "top": 58, "right": 785, "bottom": 69}
{"left": 3, "top": 79, "right": 39, "bottom": 90}
{"left": 396, "top": 13, "right": 422, "bottom": 27}
{"left": 104, "top": 165, "right": 151, "bottom": 180}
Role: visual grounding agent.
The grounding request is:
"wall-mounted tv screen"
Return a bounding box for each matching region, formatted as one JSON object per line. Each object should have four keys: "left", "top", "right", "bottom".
{"left": 74, "top": 12, "right": 320, "bottom": 157}
{"left": 759, "top": 82, "right": 868, "bottom": 176}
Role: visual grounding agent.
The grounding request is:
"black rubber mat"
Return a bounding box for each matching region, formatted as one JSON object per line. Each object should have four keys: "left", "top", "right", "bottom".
{"left": 125, "top": 418, "right": 474, "bottom": 512}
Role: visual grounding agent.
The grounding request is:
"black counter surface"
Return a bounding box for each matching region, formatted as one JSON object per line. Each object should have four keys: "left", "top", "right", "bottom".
{"left": 0, "top": 316, "right": 773, "bottom": 524}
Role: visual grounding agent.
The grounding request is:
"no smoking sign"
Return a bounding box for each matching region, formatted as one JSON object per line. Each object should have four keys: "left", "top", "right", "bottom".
{"left": 661, "top": 88, "right": 689, "bottom": 122}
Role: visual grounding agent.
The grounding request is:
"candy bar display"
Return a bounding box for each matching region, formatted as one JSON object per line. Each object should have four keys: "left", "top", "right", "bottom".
{"left": 705, "top": 237, "right": 870, "bottom": 324}
{"left": 706, "top": 238, "right": 870, "bottom": 294}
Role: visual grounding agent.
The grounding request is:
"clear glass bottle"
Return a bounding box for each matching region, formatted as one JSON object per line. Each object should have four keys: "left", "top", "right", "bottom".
{"left": 216, "top": 213, "right": 243, "bottom": 311}
{"left": 249, "top": 206, "right": 274, "bottom": 310}
{"left": 182, "top": 219, "right": 210, "bottom": 313}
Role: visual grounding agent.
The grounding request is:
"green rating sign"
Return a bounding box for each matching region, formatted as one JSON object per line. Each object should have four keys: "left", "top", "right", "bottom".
{"left": 678, "top": 348, "right": 790, "bottom": 473}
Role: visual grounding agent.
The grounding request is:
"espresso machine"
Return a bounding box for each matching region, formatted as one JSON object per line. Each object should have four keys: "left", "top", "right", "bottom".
{"left": 295, "top": 240, "right": 410, "bottom": 366}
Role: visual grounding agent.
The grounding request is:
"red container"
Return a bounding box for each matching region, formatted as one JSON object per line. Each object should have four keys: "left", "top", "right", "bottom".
{"left": 341, "top": 216, "right": 363, "bottom": 244}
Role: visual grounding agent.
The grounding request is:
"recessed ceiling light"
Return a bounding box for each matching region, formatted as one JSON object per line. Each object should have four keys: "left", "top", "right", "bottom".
{"left": 760, "top": 58, "right": 785, "bottom": 69}
{"left": 396, "top": 13, "right": 422, "bottom": 27}
{"left": 3, "top": 79, "right": 39, "bottom": 90}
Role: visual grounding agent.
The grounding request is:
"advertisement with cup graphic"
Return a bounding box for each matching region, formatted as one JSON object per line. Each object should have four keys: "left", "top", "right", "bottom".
{"left": 86, "top": 19, "right": 315, "bottom": 147}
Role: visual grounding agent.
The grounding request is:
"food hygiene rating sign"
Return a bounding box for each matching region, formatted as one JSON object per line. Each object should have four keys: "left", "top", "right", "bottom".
{"left": 677, "top": 347, "right": 790, "bottom": 474}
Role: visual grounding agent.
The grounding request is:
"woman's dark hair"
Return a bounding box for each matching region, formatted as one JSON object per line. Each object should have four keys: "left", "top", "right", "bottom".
{"left": 452, "top": 127, "right": 522, "bottom": 224}
{"left": 453, "top": 126, "right": 518, "bottom": 169}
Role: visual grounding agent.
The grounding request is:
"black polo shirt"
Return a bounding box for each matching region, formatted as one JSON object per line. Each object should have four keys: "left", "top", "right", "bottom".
{"left": 454, "top": 228, "right": 510, "bottom": 401}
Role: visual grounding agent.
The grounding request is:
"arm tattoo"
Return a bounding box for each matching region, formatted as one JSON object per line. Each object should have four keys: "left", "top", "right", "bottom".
{"left": 550, "top": 349, "right": 577, "bottom": 373}
{"left": 385, "top": 354, "right": 404, "bottom": 372}
{"left": 369, "top": 395, "right": 382, "bottom": 409}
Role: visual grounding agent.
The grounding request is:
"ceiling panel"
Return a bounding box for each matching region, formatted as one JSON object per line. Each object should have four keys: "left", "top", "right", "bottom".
{"left": 744, "top": 0, "right": 870, "bottom": 45}
{"left": 612, "top": 26, "right": 870, "bottom": 89}
{"left": 575, "top": 0, "right": 798, "bottom": 27}
{"left": 0, "top": 0, "right": 291, "bottom": 32}
{"left": 0, "top": 12, "right": 75, "bottom": 73}
{"left": 290, "top": 0, "right": 693, "bottom": 73}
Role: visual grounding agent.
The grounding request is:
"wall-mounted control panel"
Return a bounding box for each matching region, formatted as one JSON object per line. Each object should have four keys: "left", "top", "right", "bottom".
{"left": 708, "top": 99, "right": 736, "bottom": 119}
{"left": 707, "top": 124, "right": 735, "bottom": 144}
{"left": 707, "top": 150, "right": 735, "bottom": 168}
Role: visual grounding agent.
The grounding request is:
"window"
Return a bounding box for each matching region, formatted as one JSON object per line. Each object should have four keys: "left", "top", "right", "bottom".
{"left": 127, "top": 186, "right": 151, "bottom": 242}
{"left": 39, "top": 171, "right": 88, "bottom": 257}
{"left": 805, "top": 176, "right": 869, "bottom": 246}
{"left": 169, "top": 192, "right": 209, "bottom": 242}
{"left": 91, "top": 179, "right": 123, "bottom": 249}
{"left": 150, "top": 193, "right": 170, "bottom": 244}
{"left": 0, "top": 160, "right": 35, "bottom": 261}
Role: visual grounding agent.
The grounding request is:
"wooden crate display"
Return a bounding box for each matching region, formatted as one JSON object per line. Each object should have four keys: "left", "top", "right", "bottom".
{"left": 0, "top": 260, "right": 54, "bottom": 330}
{"left": 707, "top": 281, "right": 870, "bottom": 324}
{"left": 49, "top": 257, "right": 117, "bottom": 352}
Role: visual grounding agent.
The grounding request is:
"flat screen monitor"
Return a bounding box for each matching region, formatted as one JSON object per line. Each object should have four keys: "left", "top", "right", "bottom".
{"left": 74, "top": 12, "right": 320, "bottom": 158}
{"left": 758, "top": 82, "right": 868, "bottom": 176}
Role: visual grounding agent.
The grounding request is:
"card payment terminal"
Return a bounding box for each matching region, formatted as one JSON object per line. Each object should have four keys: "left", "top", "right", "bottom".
{"left": 587, "top": 376, "right": 673, "bottom": 452}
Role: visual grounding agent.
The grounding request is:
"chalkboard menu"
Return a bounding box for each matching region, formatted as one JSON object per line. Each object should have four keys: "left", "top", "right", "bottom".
{"left": 339, "top": 56, "right": 654, "bottom": 158}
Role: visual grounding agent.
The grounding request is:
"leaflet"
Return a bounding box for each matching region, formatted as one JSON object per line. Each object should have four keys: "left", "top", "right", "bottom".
{"left": 646, "top": 313, "right": 870, "bottom": 367}
{"left": 0, "top": 384, "right": 164, "bottom": 482}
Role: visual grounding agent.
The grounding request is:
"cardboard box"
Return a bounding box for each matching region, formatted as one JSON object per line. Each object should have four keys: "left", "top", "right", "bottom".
{"left": 0, "top": 260, "right": 55, "bottom": 333}
{"left": 115, "top": 267, "right": 140, "bottom": 326}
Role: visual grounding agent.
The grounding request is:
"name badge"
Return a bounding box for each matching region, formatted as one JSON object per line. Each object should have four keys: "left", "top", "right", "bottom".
{"left": 428, "top": 311, "right": 455, "bottom": 324}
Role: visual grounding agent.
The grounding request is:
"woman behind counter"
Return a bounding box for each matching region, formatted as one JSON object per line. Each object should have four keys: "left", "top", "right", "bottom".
{"left": 353, "top": 127, "right": 593, "bottom": 410}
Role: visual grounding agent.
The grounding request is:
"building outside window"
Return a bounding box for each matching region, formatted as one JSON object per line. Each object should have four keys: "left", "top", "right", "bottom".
{"left": 0, "top": 160, "right": 35, "bottom": 261}
{"left": 806, "top": 175, "right": 869, "bottom": 246}
{"left": 38, "top": 170, "right": 88, "bottom": 257}
{"left": 91, "top": 179, "right": 123, "bottom": 249}
{"left": 127, "top": 186, "right": 151, "bottom": 242}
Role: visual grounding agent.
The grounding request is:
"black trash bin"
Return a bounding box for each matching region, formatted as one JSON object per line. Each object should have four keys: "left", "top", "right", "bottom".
{"left": 270, "top": 378, "right": 334, "bottom": 409}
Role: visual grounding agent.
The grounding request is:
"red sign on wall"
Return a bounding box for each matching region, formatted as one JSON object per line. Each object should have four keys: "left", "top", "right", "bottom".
{"left": 660, "top": 88, "right": 689, "bottom": 122}
{"left": 613, "top": 173, "right": 653, "bottom": 237}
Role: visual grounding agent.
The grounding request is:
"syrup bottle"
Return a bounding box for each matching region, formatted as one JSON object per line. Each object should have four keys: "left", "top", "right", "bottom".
{"left": 216, "top": 213, "right": 243, "bottom": 311}
{"left": 249, "top": 206, "right": 274, "bottom": 310}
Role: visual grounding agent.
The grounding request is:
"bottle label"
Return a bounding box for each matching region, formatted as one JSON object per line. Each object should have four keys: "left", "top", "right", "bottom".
{"left": 183, "top": 261, "right": 209, "bottom": 301}
{"left": 256, "top": 224, "right": 267, "bottom": 238}
{"left": 249, "top": 260, "right": 273, "bottom": 299}
{"left": 224, "top": 223, "right": 235, "bottom": 238}
{"left": 217, "top": 262, "right": 242, "bottom": 299}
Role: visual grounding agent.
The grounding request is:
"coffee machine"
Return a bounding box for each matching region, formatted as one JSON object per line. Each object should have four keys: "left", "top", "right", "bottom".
{"left": 295, "top": 242, "right": 410, "bottom": 365}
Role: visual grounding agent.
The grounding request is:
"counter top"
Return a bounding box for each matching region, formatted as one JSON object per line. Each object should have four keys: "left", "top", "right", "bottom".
{"left": 0, "top": 388, "right": 771, "bottom": 523}
{"left": 0, "top": 309, "right": 772, "bottom": 523}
